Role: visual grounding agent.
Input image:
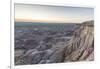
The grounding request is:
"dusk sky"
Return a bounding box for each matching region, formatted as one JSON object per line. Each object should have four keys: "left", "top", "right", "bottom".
{"left": 15, "top": 4, "right": 94, "bottom": 23}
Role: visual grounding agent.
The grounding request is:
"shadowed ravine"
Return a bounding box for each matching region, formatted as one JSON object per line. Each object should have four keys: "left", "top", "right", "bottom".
{"left": 15, "top": 20, "right": 94, "bottom": 65}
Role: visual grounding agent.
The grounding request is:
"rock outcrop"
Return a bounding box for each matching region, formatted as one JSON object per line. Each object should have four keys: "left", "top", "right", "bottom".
{"left": 64, "top": 20, "right": 94, "bottom": 62}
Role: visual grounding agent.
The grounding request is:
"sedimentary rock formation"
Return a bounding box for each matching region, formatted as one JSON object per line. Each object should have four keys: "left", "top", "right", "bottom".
{"left": 64, "top": 20, "right": 94, "bottom": 62}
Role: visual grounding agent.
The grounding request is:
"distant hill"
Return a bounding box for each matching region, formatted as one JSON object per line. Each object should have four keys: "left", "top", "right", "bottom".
{"left": 15, "top": 22, "right": 80, "bottom": 31}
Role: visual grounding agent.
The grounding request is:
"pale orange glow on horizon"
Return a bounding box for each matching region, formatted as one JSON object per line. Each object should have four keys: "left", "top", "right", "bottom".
{"left": 15, "top": 17, "right": 87, "bottom": 23}
{"left": 15, "top": 18, "right": 80, "bottom": 23}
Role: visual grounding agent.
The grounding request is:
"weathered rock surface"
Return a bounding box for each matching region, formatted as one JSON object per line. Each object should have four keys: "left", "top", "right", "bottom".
{"left": 64, "top": 20, "right": 94, "bottom": 62}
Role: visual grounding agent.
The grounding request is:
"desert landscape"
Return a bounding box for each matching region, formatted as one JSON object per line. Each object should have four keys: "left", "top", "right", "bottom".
{"left": 15, "top": 4, "right": 94, "bottom": 65}
{"left": 15, "top": 20, "right": 94, "bottom": 65}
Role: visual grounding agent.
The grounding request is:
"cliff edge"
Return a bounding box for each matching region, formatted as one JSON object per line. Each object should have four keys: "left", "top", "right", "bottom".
{"left": 64, "top": 20, "right": 94, "bottom": 62}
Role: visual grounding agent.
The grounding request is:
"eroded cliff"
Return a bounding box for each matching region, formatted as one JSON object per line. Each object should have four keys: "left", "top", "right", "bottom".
{"left": 64, "top": 20, "right": 94, "bottom": 62}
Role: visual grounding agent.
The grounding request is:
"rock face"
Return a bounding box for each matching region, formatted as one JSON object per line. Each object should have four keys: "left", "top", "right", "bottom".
{"left": 15, "top": 20, "right": 94, "bottom": 65}
{"left": 64, "top": 20, "right": 94, "bottom": 62}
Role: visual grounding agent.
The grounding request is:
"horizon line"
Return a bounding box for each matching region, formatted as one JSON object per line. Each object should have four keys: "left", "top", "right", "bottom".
{"left": 15, "top": 18, "right": 93, "bottom": 23}
{"left": 15, "top": 18, "right": 82, "bottom": 23}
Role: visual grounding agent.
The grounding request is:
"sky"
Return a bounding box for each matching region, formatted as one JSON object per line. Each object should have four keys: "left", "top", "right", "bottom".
{"left": 15, "top": 4, "right": 94, "bottom": 23}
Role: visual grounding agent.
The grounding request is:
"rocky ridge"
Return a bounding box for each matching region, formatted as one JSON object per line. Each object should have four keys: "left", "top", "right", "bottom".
{"left": 64, "top": 20, "right": 94, "bottom": 62}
